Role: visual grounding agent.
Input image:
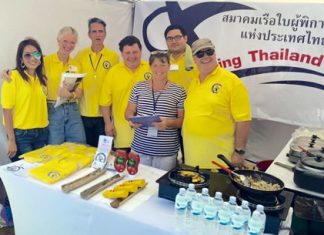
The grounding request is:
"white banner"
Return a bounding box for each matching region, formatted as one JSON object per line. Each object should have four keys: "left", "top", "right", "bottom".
{"left": 133, "top": 1, "right": 324, "bottom": 128}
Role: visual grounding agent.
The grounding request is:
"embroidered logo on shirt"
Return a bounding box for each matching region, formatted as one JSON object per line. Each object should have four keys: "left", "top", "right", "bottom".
{"left": 103, "top": 61, "right": 111, "bottom": 69}
{"left": 68, "top": 65, "right": 77, "bottom": 73}
{"left": 144, "top": 72, "right": 153, "bottom": 80}
{"left": 211, "top": 83, "right": 222, "bottom": 93}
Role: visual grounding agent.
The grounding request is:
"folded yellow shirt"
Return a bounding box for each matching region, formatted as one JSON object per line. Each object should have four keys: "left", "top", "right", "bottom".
{"left": 27, "top": 142, "right": 96, "bottom": 184}
{"left": 29, "top": 155, "right": 93, "bottom": 184}
{"left": 22, "top": 143, "right": 96, "bottom": 163}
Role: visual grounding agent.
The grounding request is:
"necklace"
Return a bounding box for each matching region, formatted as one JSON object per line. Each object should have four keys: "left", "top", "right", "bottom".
{"left": 151, "top": 80, "right": 168, "bottom": 114}
{"left": 89, "top": 54, "right": 103, "bottom": 79}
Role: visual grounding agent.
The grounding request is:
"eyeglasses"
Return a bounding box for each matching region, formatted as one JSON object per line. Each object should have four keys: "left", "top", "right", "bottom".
{"left": 166, "top": 35, "right": 183, "bottom": 42}
{"left": 195, "top": 49, "right": 215, "bottom": 59}
{"left": 23, "top": 51, "right": 41, "bottom": 60}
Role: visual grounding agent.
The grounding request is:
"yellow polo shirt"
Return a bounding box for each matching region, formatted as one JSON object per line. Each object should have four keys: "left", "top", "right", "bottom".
{"left": 168, "top": 53, "right": 198, "bottom": 91}
{"left": 183, "top": 66, "right": 251, "bottom": 169}
{"left": 99, "top": 60, "right": 151, "bottom": 148}
{"left": 1, "top": 70, "right": 48, "bottom": 129}
{"left": 44, "top": 53, "right": 80, "bottom": 101}
{"left": 75, "top": 47, "right": 119, "bottom": 117}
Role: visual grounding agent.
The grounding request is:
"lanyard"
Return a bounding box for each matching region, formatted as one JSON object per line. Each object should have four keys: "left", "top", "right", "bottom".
{"left": 89, "top": 54, "right": 102, "bottom": 78}
{"left": 151, "top": 80, "right": 168, "bottom": 113}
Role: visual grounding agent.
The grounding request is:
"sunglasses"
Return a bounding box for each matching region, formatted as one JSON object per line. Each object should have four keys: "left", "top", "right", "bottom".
{"left": 23, "top": 51, "right": 41, "bottom": 60}
{"left": 195, "top": 49, "right": 215, "bottom": 59}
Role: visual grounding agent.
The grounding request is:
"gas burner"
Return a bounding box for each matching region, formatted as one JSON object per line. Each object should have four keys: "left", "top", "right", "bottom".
{"left": 237, "top": 190, "right": 286, "bottom": 212}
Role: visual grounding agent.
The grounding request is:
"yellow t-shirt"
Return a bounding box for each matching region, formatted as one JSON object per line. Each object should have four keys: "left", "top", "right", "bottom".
{"left": 75, "top": 47, "right": 119, "bottom": 117}
{"left": 183, "top": 66, "right": 251, "bottom": 169}
{"left": 44, "top": 53, "right": 80, "bottom": 101}
{"left": 168, "top": 53, "right": 198, "bottom": 92}
{"left": 99, "top": 60, "right": 151, "bottom": 148}
{"left": 1, "top": 70, "right": 48, "bottom": 129}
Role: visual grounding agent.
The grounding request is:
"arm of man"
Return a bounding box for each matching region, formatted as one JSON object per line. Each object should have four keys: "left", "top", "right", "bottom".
{"left": 3, "top": 109, "right": 17, "bottom": 158}
{"left": 100, "top": 105, "right": 115, "bottom": 137}
{"left": 231, "top": 121, "right": 251, "bottom": 167}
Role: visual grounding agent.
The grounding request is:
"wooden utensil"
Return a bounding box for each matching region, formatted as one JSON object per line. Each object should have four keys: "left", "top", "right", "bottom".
{"left": 61, "top": 168, "right": 106, "bottom": 193}
{"left": 80, "top": 174, "right": 124, "bottom": 200}
{"left": 110, "top": 182, "right": 148, "bottom": 208}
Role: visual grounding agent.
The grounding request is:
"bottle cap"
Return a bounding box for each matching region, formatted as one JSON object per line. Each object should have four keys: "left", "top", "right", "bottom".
{"left": 229, "top": 196, "right": 237, "bottom": 202}
{"left": 202, "top": 188, "right": 209, "bottom": 195}
{"left": 188, "top": 183, "right": 195, "bottom": 189}
{"left": 256, "top": 204, "right": 264, "bottom": 211}
{"left": 215, "top": 191, "right": 222, "bottom": 198}
{"left": 179, "top": 188, "right": 186, "bottom": 194}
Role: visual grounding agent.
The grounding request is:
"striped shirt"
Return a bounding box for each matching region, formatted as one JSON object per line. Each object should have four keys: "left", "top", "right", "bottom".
{"left": 129, "top": 80, "right": 186, "bottom": 157}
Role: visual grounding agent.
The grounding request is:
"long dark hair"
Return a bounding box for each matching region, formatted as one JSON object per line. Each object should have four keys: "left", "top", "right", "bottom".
{"left": 15, "top": 38, "right": 47, "bottom": 86}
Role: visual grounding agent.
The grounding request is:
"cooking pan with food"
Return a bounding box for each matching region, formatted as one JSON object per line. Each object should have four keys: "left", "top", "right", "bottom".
{"left": 217, "top": 154, "right": 285, "bottom": 196}
{"left": 168, "top": 165, "right": 209, "bottom": 189}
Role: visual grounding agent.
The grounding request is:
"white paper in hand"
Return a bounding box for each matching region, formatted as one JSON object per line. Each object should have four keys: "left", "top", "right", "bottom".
{"left": 54, "top": 72, "right": 86, "bottom": 108}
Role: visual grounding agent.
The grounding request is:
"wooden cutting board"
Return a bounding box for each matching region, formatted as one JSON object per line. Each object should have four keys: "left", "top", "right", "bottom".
{"left": 61, "top": 168, "right": 106, "bottom": 193}
{"left": 80, "top": 174, "right": 125, "bottom": 200}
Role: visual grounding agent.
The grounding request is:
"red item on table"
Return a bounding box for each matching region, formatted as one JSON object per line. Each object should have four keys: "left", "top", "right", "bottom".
{"left": 127, "top": 152, "right": 140, "bottom": 175}
{"left": 114, "top": 150, "right": 128, "bottom": 172}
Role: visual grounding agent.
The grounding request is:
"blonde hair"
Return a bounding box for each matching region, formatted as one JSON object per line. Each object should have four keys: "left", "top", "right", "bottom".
{"left": 57, "top": 26, "right": 78, "bottom": 42}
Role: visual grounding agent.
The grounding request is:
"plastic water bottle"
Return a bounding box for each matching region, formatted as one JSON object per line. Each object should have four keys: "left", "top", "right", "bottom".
{"left": 256, "top": 204, "right": 266, "bottom": 234}
{"left": 214, "top": 192, "right": 224, "bottom": 216}
{"left": 202, "top": 197, "right": 218, "bottom": 235}
{"left": 174, "top": 188, "right": 187, "bottom": 233}
{"left": 241, "top": 200, "right": 251, "bottom": 230}
{"left": 231, "top": 206, "right": 245, "bottom": 235}
{"left": 203, "top": 197, "right": 218, "bottom": 220}
{"left": 191, "top": 193, "right": 204, "bottom": 215}
{"left": 185, "top": 183, "right": 196, "bottom": 210}
{"left": 201, "top": 188, "right": 210, "bottom": 206}
{"left": 189, "top": 193, "right": 204, "bottom": 235}
{"left": 247, "top": 205, "right": 266, "bottom": 235}
{"left": 217, "top": 202, "right": 231, "bottom": 235}
{"left": 228, "top": 196, "right": 238, "bottom": 215}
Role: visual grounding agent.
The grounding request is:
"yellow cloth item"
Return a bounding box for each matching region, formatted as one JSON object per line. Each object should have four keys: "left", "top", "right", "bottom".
{"left": 44, "top": 53, "right": 80, "bottom": 101}
{"left": 183, "top": 66, "right": 251, "bottom": 169}
{"left": 22, "top": 143, "right": 96, "bottom": 163}
{"left": 99, "top": 61, "right": 151, "bottom": 148}
{"left": 1, "top": 70, "right": 48, "bottom": 129}
{"left": 29, "top": 154, "right": 93, "bottom": 184}
{"left": 184, "top": 44, "right": 194, "bottom": 71}
{"left": 75, "top": 47, "right": 119, "bottom": 117}
{"left": 168, "top": 50, "right": 198, "bottom": 91}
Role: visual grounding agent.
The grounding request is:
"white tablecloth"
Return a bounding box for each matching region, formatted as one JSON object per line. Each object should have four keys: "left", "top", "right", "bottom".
{"left": 0, "top": 161, "right": 178, "bottom": 235}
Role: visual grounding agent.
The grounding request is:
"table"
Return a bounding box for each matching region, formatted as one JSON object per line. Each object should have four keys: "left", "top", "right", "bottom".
{"left": 266, "top": 138, "right": 324, "bottom": 199}
{"left": 0, "top": 161, "right": 178, "bottom": 235}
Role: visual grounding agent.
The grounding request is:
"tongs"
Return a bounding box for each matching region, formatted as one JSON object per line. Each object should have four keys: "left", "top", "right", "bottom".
{"left": 211, "top": 160, "right": 250, "bottom": 187}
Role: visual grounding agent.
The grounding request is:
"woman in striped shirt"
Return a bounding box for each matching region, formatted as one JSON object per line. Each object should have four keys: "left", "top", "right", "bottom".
{"left": 125, "top": 51, "right": 186, "bottom": 171}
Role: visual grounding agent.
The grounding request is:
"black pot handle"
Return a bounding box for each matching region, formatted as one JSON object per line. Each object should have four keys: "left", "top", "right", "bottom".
{"left": 217, "top": 154, "right": 235, "bottom": 170}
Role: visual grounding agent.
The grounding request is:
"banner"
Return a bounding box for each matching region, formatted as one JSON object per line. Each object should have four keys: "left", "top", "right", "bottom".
{"left": 133, "top": 1, "right": 324, "bottom": 128}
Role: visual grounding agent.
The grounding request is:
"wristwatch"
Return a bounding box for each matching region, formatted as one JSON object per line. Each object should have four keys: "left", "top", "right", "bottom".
{"left": 234, "top": 148, "right": 246, "bottom": 155}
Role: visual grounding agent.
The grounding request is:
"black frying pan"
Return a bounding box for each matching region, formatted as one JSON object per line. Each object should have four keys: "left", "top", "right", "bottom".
{"left": 168, "top": 166, "right": 209, "bottom": 189}
{"left": 217, "top": 154, "right": 284, "bottom": 196}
